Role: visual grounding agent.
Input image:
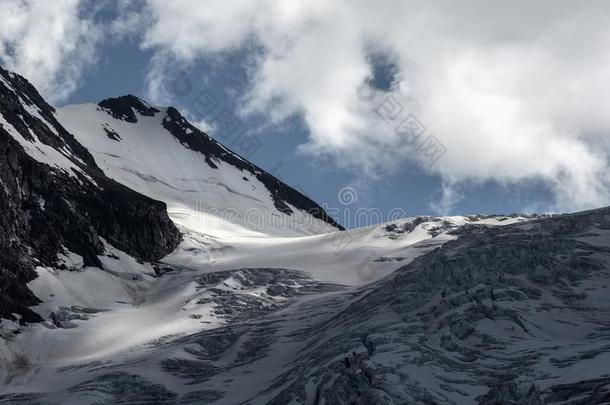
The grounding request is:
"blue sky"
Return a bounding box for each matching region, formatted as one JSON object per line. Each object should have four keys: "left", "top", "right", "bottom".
{"left": 1, "top": 1, "right": 608, "bottom": 226}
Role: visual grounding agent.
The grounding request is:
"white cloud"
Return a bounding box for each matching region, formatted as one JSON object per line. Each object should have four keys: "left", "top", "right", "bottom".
{"left": 141, "top": 0, "right": 610, "bottom": 212}
{"left": 0, "top": 0, "right": 103, "bottom": 103}
{"left": 430, "top": 181, "right": 464, "bottom": 216}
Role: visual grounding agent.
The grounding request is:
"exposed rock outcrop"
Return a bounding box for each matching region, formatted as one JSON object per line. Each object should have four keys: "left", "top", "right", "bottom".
{"left": 0, "top": 66, "right": 181, "bottom": 323}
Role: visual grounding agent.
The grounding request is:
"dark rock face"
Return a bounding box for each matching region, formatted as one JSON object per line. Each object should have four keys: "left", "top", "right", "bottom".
{"left": 0, "top": 67, "right": 181, "bottom": 323}
{"left": 98, "top": 95, "right": 160, "bottom": 123}
{"left": 97, "top": 97, "right": 344, "bottom": 230}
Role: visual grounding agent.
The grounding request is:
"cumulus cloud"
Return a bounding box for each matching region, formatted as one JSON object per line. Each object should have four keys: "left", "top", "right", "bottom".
{"left": 0, "top": 0, "right": 104, "bottom": 103}
{"left": 143, "top": 1, "right": 610, "bottom": 212}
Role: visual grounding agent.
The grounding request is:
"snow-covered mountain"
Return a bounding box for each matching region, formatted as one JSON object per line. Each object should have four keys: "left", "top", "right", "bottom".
{"left": 0, "top": 65, "right": 340, "bottom": 317}
{"left": 1, "top": 66, "right": 610, "bottom": 405}
{"left": 57, "top": 95, "right": 341, "bottom": 238}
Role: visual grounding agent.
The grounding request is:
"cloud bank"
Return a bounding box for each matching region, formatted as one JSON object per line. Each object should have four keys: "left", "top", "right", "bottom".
{"left": 2, "top": 1, "right": 609, "bottom": 212}
{"left": 141, "top": 0, "right": 610, "bottom": 212}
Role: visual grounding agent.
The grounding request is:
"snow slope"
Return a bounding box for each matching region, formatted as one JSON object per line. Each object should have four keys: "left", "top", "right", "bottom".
{"left": 57, "top": 97, "right": 340, "bottom": 238}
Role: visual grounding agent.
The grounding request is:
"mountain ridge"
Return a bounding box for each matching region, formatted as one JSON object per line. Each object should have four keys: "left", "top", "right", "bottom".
{"left": 93, "top": 93, "right": 344, "bottom": 231}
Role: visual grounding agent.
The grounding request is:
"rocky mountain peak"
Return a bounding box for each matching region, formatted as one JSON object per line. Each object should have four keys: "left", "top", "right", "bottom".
{"left": 98, "top": 94, "right": 160, "bottom": 123}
